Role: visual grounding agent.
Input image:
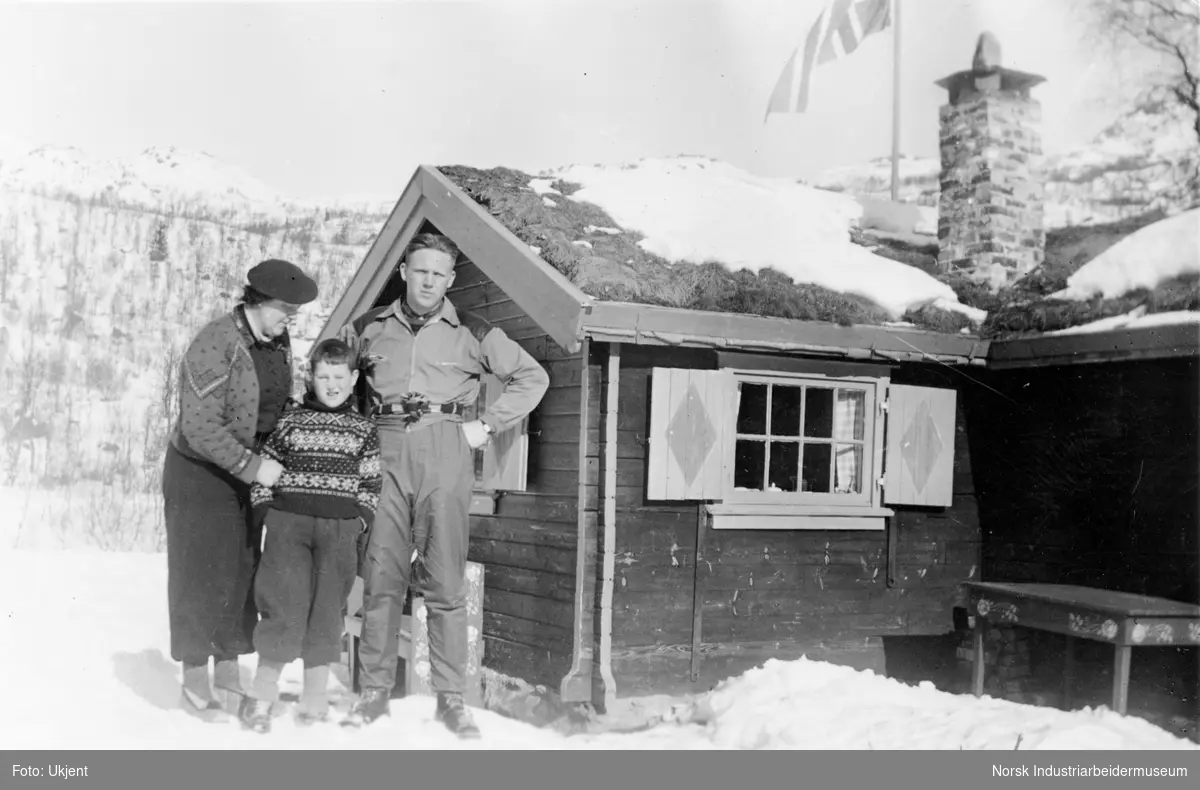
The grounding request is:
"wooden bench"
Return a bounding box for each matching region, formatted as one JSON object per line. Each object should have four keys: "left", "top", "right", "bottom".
{"left": 964, "top": 581, "right": 1200, "bottom": 716}
{"left": 344, "top": 561, "right": 485, "bottom": 707}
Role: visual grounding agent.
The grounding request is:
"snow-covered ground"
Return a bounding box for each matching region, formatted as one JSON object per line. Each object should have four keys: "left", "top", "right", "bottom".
{"left": 0, "top": 545, "right": 1195, "bottom": 750}
{"left": 545, "top": 156, "right": 970, "bottom": 320}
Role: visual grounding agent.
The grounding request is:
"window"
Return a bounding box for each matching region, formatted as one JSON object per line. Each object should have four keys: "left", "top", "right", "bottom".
{"left": 731, "top": 377, "right": 874, "bottom": 505}
{"left": 646, "top": 366, "right": 958, "bottom": 530}
{"left": 467, "top": 372, "right": 529, "bottom": 515}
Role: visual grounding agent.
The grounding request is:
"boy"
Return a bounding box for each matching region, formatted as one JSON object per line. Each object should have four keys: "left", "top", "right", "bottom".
{"left": 239, "top": 338, "right": 382, "bottom": 733}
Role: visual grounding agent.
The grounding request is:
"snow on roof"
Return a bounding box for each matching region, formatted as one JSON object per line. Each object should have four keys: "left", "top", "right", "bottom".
{"left": 544, "top": 156, "right": 967, "bottom": 319}
{"left": 1043, "top": 308, "right": 1200, "bottom": 336}
{"left": 1052, "top": 208, "right": 1200, "bottom": 301}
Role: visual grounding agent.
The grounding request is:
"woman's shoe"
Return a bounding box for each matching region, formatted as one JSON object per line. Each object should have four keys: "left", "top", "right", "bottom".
{"left": 180, "top": 687, "right": 230, "bottom": 723}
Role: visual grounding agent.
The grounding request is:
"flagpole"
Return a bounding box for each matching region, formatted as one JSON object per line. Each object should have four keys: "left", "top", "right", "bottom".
{"left": 890, "top": 0, "right": 901, "bottom": 201}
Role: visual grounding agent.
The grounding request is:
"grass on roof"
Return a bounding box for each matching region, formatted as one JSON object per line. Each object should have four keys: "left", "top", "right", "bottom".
{"left": 437, "top": 164, "right": 1198, "bottom": 341}
{"left": 962, "top": 210, "right": 1199, "bottom": 339}
{"left": 438, "top": 164, "right": 970, "bottom": 332}
{"left": 980, "top": 272, "right": 1200, "bottom": 337}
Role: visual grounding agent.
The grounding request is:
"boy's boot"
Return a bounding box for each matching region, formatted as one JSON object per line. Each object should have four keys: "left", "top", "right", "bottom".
{"left": 296, "top": 664, "right": 331, "bottom": 726}
{"left": 239, "top": 660, "right": 283, "bottom": 735}
{"left": 180, "top": 661, "right": 228, "bottom": 723}
{"left": 435, "top": 691, "right": 481, "bottom": 739}
{"left": 340, "top": 687, "right": 390, "bottom": 729}
{"left": 213, "top": 658, "right": 246, "bottom": 715}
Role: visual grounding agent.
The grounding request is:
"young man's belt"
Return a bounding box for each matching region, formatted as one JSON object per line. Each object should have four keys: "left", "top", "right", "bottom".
{"left": 374, "top": 401, "right": 466, "bottom": 417}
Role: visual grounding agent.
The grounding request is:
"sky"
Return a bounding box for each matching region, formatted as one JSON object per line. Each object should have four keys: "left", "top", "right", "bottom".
{"left": 0, "top": 0, "right": 1163, "bottom": 201}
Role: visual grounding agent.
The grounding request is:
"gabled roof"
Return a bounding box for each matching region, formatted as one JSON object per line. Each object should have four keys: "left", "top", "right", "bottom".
{"left": 320, "top": 164, "right": 1197, "bottom": 369}
{"left": 324, "top": 165, "right": 591, "bottom": 353}
{"left": 322, "top": 165, "right": 988, "bottom": 364}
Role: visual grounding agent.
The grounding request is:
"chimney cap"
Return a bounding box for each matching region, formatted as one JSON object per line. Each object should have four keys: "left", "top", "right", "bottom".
{"left": 935, "top": 31, "right": 1045, "bottom": 102}
{"left": 972, "top": 32, "right": 1003, "bottom": 73}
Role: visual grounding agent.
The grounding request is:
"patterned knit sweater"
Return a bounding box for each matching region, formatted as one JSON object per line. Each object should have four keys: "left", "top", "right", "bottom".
{"left": 250, "top": 393, "right": 382, "bottom": 527}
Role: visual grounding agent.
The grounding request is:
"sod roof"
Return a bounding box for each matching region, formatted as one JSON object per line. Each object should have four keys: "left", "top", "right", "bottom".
{"left": 435, "top": 164, "right": 1199, "bottom": 342}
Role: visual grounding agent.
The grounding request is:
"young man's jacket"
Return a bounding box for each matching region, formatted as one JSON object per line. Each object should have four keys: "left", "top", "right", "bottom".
{"left": 249, "top": 392, "right": 382, "bottom": 527}
{"left": 336, "top": 297, "right": 549, "bottom": 432}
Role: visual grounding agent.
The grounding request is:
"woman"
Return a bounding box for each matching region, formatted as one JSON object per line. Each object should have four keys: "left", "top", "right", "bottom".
{"left": 163, "top": 258, "right": 318, "bottom": 721}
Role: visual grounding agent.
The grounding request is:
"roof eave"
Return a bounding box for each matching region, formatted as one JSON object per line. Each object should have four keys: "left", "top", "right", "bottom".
{"left": 987, "top": 322, "right": 1200, "bottom": 369}
{"left": 580, "top": 301, "right": 991, "bottom": 366}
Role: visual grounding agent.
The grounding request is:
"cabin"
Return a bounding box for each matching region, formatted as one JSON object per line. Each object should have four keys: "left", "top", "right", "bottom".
{"left": 317, "top": 37, "right": 1199, "bottom": 725}
{"left": 318, "top": 160, "right": 988, "bottom": 713}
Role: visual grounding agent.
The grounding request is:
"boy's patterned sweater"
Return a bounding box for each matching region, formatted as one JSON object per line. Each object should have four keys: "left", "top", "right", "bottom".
{"left": 250, "top": 393, "right": 382, "bottom": 527}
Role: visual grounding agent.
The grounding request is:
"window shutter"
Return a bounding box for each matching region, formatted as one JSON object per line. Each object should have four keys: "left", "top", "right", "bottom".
{"left": 882, "top": 384, "right": 957, "bottom": 507}
{"left": 647, "top": 367, "right": 735, "bottom": 501}
{"left": 480, "top": 372, "right": 528, "bottom": 491}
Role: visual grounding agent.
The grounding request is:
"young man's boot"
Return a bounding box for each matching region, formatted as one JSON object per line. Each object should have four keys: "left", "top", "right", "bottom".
{"left": 435, "top": 691, "right": 481, "bottom": 739}
{"left": 340, "top": 687, "right": 390, "bottom": 728}
{"left": 180, "top": 662, "right": 228, "bottom": 723}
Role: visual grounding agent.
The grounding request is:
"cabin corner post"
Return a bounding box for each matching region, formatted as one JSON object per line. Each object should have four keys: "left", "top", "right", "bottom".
{"left": 560, "top": 337, "right": 596, "bottom": 704}
{"left": 595, "top": 342, "right": 620, "bottom": 711}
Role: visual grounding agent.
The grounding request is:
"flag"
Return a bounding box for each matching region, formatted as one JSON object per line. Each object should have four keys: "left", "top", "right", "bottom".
{"left": 765, "top": 0, "right": 892, "bottom": 119}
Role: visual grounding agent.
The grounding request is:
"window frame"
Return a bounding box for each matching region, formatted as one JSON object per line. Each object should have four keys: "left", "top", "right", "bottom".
{"left": 710, "top": 369, "right": 891, "bottom": 526}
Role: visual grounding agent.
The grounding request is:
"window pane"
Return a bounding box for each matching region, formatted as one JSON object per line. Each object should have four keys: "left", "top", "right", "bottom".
{"left": 834, "top": 389, "right": 866, "bottom": 441}
{"left": 734, "top": 439, "right": 766, "bottom": 490}
{"left": 768, "top": 441, "right": 800, "bottom": 492}
{"left": 834, "top": 444, "right": 863, "bottom": 494}
{"left": 771, "top": 385, "right": 803, "bottom": 436}
{"left": 737, "top": 383, "right": 768, "bottom": 435}
{"left": 803, "top": 387, "right": 833, "bottom": 438}
{"left": 801, "top": 442, "right": 832, "bottom": 492}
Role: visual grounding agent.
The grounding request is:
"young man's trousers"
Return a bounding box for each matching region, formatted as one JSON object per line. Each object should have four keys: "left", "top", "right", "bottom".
{"left": 356, "top": 418, "right": 473, "bottom": 694}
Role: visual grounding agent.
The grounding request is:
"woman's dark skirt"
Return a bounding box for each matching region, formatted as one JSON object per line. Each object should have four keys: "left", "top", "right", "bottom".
{"left": 163, "top": 443, "right": 262, "bottom": 665}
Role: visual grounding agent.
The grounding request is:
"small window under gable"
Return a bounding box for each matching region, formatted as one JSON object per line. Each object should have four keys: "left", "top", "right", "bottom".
{"left": 467, "top": 372, "right": 530, "bottom": 515}
{"left": 646, "top": 365, "right": 957, "bottom": 530}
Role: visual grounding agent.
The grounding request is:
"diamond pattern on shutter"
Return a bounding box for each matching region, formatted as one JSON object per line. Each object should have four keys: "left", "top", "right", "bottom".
{"left": 884, "top": 384, "right": 956, "bottom": 507}
{"left": 668, "top": 382, "right": 718, "bottom": 488}
{"left": 647, "top": 368, "right": 734, "bottom": 501}
{"left": 900, "top": 398, "right": 944, "bottom": 494}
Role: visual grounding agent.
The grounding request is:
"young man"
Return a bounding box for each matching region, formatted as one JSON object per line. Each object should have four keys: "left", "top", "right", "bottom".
{"left": 238, "top": 338, "right": 383, "bottom": 733}
{"left": 337, "top": 233, "right": 549, "bottom": 738}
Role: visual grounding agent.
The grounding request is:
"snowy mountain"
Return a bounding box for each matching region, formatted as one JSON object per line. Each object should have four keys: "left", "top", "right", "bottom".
{"left": 812, "top": 155, "right": 942, "bottom": 207}
{"left": 0, "top": 141, "right": 394, "bottom": 551}
{"left": 0, "top": 143, "right": 393, "bottom": 225}
{"left": 816, "top": 99, "right": 1200, "bottom": 229}
{"left": 0, "top": 132, "right": 35, "bottom": 164}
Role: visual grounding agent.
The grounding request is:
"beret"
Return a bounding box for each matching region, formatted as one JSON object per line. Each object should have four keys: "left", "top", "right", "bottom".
{"left": 247, "top": 259, "right": 318, "bottom": 305}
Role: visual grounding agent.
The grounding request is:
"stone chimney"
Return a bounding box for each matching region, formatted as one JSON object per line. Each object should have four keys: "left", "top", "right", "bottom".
{"left": 936, "top": 32, "right": 1046, "bottom": 289}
